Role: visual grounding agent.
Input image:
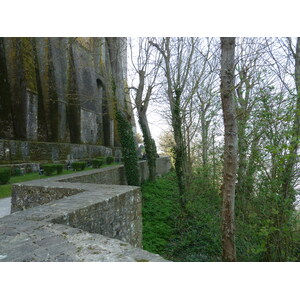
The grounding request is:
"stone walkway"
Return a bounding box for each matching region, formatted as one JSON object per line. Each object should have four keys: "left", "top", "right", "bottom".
{"left": 0, "top": 198, "right": 11, "bottom": 218}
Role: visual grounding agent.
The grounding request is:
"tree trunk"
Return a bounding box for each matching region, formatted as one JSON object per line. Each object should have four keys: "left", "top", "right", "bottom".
{"left": 133, "top": 67, "right": 158, "bottom": 182}
{"left": 172, "top": 91, "right": 187, "bottom": 206}
{"left": 201, "top": 113, "right": 209, "bottom": 167}
{"left": 281, "top": 37, "right": 300, "bottom": 201}
{"left": 212, "top": 131, "right": 217, "bottom": 188}
{"left": 138, "top": 108, "right": 157, "bottom": 181}
{"left": 220, "top": 37, "right": 238, "bottom": 262}
{"left": 235, "top": 117, "right": 248, "bottom": 214}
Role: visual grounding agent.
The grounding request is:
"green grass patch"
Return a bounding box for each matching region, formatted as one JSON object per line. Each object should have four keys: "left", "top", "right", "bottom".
{"left": 141, "top": 168, "right": 222, "bottom": 262}
{"left": 141, "top": 172, "right": 180, "bottom": 258}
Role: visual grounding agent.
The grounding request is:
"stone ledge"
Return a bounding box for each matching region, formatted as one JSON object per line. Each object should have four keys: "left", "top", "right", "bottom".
{"left": 0, "top": 210, "right": 166, "bottom": 262}
{"left": 0, "top": 157, "right": 171, "bottom": 262}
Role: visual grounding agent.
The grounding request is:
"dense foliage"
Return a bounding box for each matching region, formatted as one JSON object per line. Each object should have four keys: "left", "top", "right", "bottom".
{"left": 142, "top": 170, "right": 222, "bottom": 261}
{"left": 42, "top": 164, "right": 64, "bottom": 176}
{"left": 142, "top": 169, "right": 300, "bottom": 262}
{"left": 137, "top": 37, "right": 300, "bottom": 262}
{"left": 0, "top": 168, "right": 11, "bottom": 185}
{"left": 91, "top": 158, "right": 104, "bottom": 168}
{"left": 116, "top": 110, "right": 140, "bottom": 186}
{"left": 71, "top": 161, "right": 86, "bottom": 171}
{"left": 106, "top": 156, "right": 114, "bottom": 165}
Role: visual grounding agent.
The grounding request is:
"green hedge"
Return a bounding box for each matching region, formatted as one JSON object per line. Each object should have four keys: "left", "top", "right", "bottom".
{"left": 96, "top": 157, "right": 105, "bottom": 161}
{"left": 43, "top": 164, "right": 56, "bottom": 176}
{"left": 56, "top": 164, "right": 63, "bottom": 174}
{"left": 0, "top": 168, "right": 11, "bottom": 184}
{"left": 71, "top": 161, "right": 86, "bottom": 171}
{"left": 106, "top": 156, "right": 114, "bottom": 165}
{"left": 91, "top": 158, "right": 104, "bottom": 168}
{"left": 11, "top": 168, "right": 22, "bottom": 176}
{"left": 42, "top": 164, "right": 64, "bottom": 176}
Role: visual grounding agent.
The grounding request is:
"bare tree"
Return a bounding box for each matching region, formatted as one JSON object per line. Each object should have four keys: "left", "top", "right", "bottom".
{"left": 128, "top": 38, "right": 161, "bottom": 181}
{"left": 220, "top": 37, "right": 238, "bottom": 262}
{"left": 150, "top": 37, "right": 214, "bottom": 205}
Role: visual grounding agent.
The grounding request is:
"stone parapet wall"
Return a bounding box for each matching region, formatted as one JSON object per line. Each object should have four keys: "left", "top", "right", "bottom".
{"left": 52, "top": 187, "right": 142, "bottom": 248}
{"left": 0, "top": 156, "right": 171, "bottom": 261}
{"left": 11, "top": 157, "right": 171, "bottom": 212}
{"left": 11, "top": 181, "right": 85, "bottom": 213}
{"left": 59, "top": 165, "right": 127, "bottom": 185}
{"left": 0, "top": 197, "right": 165, "bottom": 262}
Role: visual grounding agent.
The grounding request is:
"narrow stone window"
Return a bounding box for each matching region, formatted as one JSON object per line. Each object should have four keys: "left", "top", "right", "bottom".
{"left": 96, "top": 78, "right": 103, "bottom": 88}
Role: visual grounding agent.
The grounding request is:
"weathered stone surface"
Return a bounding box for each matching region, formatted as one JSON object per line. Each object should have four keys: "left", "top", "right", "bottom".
{"left": 0, "top": 139, "right": 113, "bottom": 164}
{"left": 1, "top": 157, "right": 171, "bottom": 262}
{"left": 11, "top": 157, "right": 171, "bottom": 212}
{"left": 0, "top": 37, "right": 135, "bottom": 147}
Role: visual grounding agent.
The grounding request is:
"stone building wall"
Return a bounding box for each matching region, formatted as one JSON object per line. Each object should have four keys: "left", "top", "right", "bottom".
{"left": 0, "top": 138, "right": 113, "bottom": 165}
{"left": 0, "top": 37, "right": 134, "bottom": 148}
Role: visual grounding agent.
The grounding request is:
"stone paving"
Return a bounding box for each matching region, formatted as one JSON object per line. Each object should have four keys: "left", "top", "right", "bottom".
{"left": 0, "top": 197, "right": 11, "bottom": 218}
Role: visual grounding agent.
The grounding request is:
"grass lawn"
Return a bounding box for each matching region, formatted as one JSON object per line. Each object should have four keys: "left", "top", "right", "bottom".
{"left": 0, "top": 163, "right": 120, "bottom": 199}
{"left": 141, "top": 172, "right": 180, "bottom": 258}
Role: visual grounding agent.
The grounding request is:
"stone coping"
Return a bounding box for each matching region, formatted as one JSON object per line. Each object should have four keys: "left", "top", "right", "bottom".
{"left": 0, "top": 158, "right": 171, "bottom": 262}
{"left": 0, "top": 185, "right": 166, "bottom": 262}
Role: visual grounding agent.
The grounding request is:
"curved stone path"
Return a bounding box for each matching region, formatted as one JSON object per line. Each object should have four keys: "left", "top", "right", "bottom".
{"left": 0, "top": 198, "right": 11, "bottom": 218}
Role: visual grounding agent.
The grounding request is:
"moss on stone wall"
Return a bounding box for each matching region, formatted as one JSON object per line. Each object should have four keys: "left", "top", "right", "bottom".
{"left": 5, "top": 38, "right": 27, "bottom": 140}
{"left": 20, "top": 38, "right": 37, "bottom": 93}
{"left": 1, "top": 37, "right": 133, "bottom": 149}
{"left": 66, "top": 41, "right": 81, "bottom": 144}
{"left": 0, "top": 38, "right": 13, "bottom": 138}
{"left": 0, "top": 139, "right": 112, "bottom": 164}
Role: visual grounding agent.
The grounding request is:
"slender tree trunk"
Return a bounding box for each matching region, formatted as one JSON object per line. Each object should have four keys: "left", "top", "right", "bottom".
{"left": 201, "top": 114, "right": 209, "bottom": 167}
{"left": 212, "top": 130, "right": 217, "bottom": 188}
{"left": 134, "top": 68, "right": 158, "bottom": 182}
{"left": 149, "top": 38, "right": 194, "bottom": 207}
{"left": 138, "top": 108, "right": 157, "bottom": 181}
{"left": 220, "top": 37, "right": 238, "bottom": 262}
{"left": 172, "top": 91, "right": 187, "bottom": 206}
{"left": 281, "top": 37, "right": 300, "bottom": 200}
{"left": 244, "top": 127, "right": 260, "bottom": 204}
{"left": 235, "top": 118, "right": 248, "bottom": 213}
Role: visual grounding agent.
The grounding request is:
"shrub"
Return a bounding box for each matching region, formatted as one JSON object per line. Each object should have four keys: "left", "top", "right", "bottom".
{"left": 106, "top": 156, "right": 114, "bottom": 165}
{"left": 11, "top": 168, "right": 22, "bottom": 176}
{"left": 0, "top": 168, "right": 11, "bottom": 184}
{"left": 42, "top": 164, "right": 56, "bottom": 176}
{"left": 56, "top": 164, "right": 63, "bottom": 174}
{"left": 91, "top": 158, "right": 104, "bottom": 168}
{"left": 71, "top": 161, "right": 86, "bottom": 171}
{"left": 96, "top": 156, "right": 105, "bottom": 162}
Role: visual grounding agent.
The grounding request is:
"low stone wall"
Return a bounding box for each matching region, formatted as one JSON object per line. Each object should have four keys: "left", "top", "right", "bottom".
{"left": 59, "top": 165, "right": 127, "bottom": 186}
{"left": 11, "top": 182, "right": 85, "bottom": 213}
{"left": 0, "top": 157, "right": 171, "bottom": 262}
{"left": 11, "top": 157, "right": 171, "bottom": 212}
{"left": 0, "top": 139, "right": 114, "bottom": 165}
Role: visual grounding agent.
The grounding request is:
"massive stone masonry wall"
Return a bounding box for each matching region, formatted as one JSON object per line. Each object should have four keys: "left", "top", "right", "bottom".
{"left": 0, "top": 157, "right": 171, "bottom": 262}
{"left": 0, "top": 138, "right": 116, "bottom": 165}
{"left": 0, "top": 37, "right": 133, "bottom": 148}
